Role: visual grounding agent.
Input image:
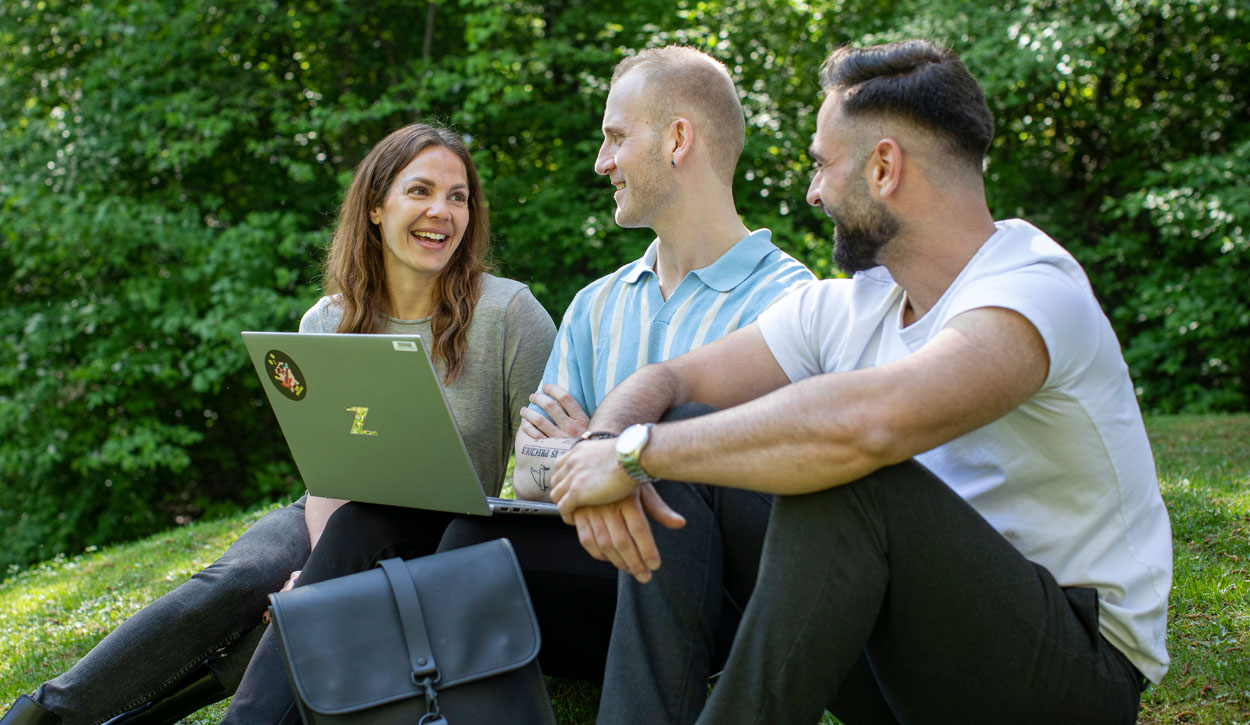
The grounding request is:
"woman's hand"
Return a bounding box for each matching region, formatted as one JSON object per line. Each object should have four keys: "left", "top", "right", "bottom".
{"left": 280, "top": 569, "right": 301, "bottom": 593}
{"left": 261, "top": 570, "right": 303, "bottom": 623}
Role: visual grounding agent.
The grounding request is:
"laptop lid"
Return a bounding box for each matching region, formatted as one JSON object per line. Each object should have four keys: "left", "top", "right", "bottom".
{"left": 242, "top": 331, "right": 556, "bottom": 516}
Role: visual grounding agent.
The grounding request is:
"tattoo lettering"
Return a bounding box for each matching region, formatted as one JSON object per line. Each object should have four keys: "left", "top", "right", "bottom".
{"left": 520, "top": 444, "right": 569, "bottom": 459}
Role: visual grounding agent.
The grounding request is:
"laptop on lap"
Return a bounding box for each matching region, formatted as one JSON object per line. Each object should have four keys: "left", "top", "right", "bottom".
{"left": 241, "top": 331, "right": 558, "bottom": 516}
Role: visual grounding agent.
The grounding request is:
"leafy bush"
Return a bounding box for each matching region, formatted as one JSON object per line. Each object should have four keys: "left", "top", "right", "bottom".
{"left": 1098, "top": 141, "right": 1250, "bottom": 411}
{"left": 938, "top": 0, "right": 1250, "bottom": 410}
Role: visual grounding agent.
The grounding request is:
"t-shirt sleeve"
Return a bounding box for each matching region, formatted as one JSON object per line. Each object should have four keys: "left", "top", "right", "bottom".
{"left": 756, "top": 281, "right": 830, "bottom": 383}
{"left": 503, "top": 287, "right": 557, "bottom": 442}
{"left": 943, "top": 267, "right": 1102, "bottom": 388}
{"left": 297, "top": 296, "right": 332, "bottom": 333}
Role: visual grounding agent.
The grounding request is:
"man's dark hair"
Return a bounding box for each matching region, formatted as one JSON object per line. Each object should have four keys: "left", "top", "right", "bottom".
{"left": 820, "top": 40, "right": 994, "bottom": 168}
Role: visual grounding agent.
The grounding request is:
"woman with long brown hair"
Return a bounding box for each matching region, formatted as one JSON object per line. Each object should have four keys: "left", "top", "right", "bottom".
{"left": 293, "top": 122, "right": 553, "bottom": 557}
{"left": 2, "top": 123, "right": 555, "bottom": 725}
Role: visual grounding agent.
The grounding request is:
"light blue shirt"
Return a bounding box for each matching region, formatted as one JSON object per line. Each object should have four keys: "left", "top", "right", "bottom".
{"left": 539, "top": 229, "right": 814, "bottom": 417}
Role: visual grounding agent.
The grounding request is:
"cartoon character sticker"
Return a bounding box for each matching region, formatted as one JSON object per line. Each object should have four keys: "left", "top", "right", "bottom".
{"left": 265, "top": 350, "right": 307, "bottom": 401}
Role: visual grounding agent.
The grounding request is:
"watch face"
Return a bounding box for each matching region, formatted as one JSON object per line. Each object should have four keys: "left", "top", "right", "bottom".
{"left": 616, "top": 424, "right": 648, "bottom": 455}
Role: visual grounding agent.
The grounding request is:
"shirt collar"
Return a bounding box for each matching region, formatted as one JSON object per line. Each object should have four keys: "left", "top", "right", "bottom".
{"left": 620, "top": 229, "right": 777, "bottom": 292}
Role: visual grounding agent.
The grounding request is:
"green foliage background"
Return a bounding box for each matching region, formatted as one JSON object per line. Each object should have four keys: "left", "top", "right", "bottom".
{"left": 2, "top": 0, "right": 1247, "bottom": 570}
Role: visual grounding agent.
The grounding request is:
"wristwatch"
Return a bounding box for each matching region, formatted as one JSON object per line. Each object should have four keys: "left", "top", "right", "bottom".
{"left": 615, "top": 423, "right": 658, "bottom": 484}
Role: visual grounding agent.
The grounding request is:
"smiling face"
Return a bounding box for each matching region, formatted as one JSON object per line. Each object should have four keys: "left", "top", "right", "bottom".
{"left": 594, "top": 70, "right": 674, "bottom": 229}
{"left": 369, "top": 145, "right": 470, "bottom": 296}
{"left": 806, "top": 93, "right": 901, "bottom": 274}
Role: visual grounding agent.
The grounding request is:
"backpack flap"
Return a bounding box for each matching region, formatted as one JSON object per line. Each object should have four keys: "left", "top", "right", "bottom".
{"left": 268, "top": 539, "right": 541, "bottom": 716}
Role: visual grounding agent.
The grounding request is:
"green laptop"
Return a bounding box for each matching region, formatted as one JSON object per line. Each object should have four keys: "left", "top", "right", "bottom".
{"left": 241, "top": 331, "right": 558, "bottom": 516}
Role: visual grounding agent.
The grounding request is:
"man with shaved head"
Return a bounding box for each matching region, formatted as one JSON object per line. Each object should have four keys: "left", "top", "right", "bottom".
{"left": 551, "top": 39, "right": 1171, "bottom": 723}
{"left": 606, "top": 45, "right": 746, "bottom": 187}
{"left": 435, "top": 42, "right": 813, "bottom": 712}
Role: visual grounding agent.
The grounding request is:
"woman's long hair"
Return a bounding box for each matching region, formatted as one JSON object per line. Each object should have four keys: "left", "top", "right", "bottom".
{"left": 322, "top": 123, "right": 492, "bottom": 383}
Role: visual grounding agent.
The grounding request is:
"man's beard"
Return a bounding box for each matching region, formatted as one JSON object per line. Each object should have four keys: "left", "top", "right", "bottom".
{"left": 831, "top": 217, "right": 898, "bottom": 274}
{"left": 825, "top": 180, "right": 900, "bottom": 274}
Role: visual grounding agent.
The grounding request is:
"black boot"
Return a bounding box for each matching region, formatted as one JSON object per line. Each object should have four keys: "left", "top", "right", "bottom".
{"left": 101, "top": 661, "right": 226, "bottom": 725}
{"left": 0, "top": 696, "right": 60, "bottom": 725}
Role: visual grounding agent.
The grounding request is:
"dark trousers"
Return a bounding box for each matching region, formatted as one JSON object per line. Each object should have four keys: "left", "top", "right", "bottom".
{"left": 589, "top": 402, "right": 773, "bottom": 725}
{"left": 436, "top": 514, "right": 620, "bottom": 682}
{"left": 221, "top": 503, "right": 462, "bottom": 724}
{"left": 597, "top": 478, "right": 772, "bottom": 724}
{"left": 696, "top": 460, "right": 1145, "bottom": 725}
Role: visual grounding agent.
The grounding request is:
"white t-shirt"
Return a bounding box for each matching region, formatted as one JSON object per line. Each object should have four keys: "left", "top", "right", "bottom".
{"left": 757, "top": 218, "right": 1172, "bottom": 683}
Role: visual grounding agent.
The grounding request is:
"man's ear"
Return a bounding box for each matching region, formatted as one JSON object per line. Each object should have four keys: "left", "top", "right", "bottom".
{"left": 871, "top": 138, "right": 904, "bottom": 199}
{"left": 670, "top": 118, "right": 693, "bottom": 168}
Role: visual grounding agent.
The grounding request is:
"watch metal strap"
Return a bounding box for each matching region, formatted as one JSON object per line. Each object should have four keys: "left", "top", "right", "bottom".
{"left": 618, "top": 423, "right": 659, "bottom": 484}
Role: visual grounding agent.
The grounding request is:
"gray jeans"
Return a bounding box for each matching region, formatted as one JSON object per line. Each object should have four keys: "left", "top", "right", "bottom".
{"left": 697, "top": 460, "right": 1145, "bottom": 724}
{"left": 31, "top": 497, "right": 309, "bottom": 725}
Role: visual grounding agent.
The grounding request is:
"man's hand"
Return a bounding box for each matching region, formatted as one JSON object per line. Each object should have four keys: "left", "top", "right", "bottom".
{"left": 519, "top": 384, "right": 590, "bottom": 439}
{"left": 550, "top": 438, "right": 638, "bottom": 514}
{"left": 551, "top": 440, "right": 685, "bottom": 582}
{"left": 567, "top": 487, "right": 687, "bottom": 582}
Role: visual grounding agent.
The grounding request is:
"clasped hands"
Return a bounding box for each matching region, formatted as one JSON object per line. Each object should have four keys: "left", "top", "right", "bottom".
{"left": 521, "top": 384, "right": 685, "bottom": 583}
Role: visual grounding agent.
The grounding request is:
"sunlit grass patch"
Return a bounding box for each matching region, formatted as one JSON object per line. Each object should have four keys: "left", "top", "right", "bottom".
{"left": 2, "top": 418, "right": 1248, "bottom": 723}
{"left": 1141, "top": 414, "right": 1250, "bottom": 724}
{"left": 0, "top": 504, "right": 281, "bottom": 695}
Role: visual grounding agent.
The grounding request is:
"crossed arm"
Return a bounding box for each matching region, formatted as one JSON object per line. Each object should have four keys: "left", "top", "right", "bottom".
{"left": 549, "top": 307, "right": 1050, "bottom": 581}
{"left": 510, "top": 384, "right": 593, "bottom": 501}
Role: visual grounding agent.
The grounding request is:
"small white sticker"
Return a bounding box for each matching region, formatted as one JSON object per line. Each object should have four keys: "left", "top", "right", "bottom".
{"left": 392, "top": 340, "right": 418, "bottom": 352}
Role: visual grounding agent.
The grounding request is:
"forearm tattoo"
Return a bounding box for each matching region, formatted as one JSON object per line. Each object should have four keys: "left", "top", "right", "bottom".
{"left": 521, "top": 443, "right": 570, "bottom": 493}
{"left": 531, "top": 463, "right": 552, "bottom": 491}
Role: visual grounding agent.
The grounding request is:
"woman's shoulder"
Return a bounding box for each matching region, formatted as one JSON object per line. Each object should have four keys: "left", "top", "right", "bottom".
{"left": 475, "top": 273, "right": 540, "bottom": 312}
{"left": 298, "top": 295, "right": 343, "bottom": 333}
{"left": 477, "top": 273, "right": 527, "bottom": 299}
{"left": 472, "top": 274, "right": 552, "bottom": 331}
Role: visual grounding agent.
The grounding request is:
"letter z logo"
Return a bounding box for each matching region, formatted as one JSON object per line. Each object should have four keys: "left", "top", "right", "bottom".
{"left": 345, "top": 406, "right": 379, "bottom": 436}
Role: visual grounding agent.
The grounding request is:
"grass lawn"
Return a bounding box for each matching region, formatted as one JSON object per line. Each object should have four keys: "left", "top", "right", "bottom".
{"left": 2, "top": 414, "right": 1247, "bottom": 723}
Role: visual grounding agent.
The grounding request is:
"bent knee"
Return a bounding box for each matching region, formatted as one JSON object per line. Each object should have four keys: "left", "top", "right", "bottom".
{"left": 194, "top": 545, "right": 305, "bottom": 602}
{"left": 437, "top": 518, "right": 497, "bottom": 551}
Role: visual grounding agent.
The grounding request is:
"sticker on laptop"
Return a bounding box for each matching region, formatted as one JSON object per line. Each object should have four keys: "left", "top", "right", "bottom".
{"left": 346, "top": 406, "right": 379, "bottom": 436}
{"left": 265, "top": 350, "right": 307, "bottom": 401}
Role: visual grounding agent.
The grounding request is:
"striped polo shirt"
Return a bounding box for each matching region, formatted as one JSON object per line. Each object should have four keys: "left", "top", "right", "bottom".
{"left": 538, "top": 229, "right": 815, "bottom": 417}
